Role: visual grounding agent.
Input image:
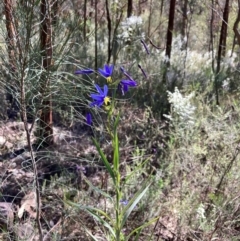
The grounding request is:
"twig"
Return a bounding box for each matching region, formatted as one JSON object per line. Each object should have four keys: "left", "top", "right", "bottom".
{"left": 21, "top": 77, "right": 43, "bottom": 241}
{"left": 21, "top": 81, "right": 43, "bottom": 241}
{"left": 215, "top": 147, "right": 239, "bottom": 193}
{"left": 156, "top": 218, "right": 184, "bottom": 241}
{"left": 19, "top": 1, "right": 43, "bottom": 239}
{"left": 149, "top": 38, "right": 163, "bottom": 50}
{"left": 43, "top": 218, "right": 62, "bottom": 241}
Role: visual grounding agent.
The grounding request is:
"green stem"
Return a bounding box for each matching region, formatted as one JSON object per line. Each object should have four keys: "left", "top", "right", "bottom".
{"left": 106, "top": 81, "right": 123, "bottom": 240}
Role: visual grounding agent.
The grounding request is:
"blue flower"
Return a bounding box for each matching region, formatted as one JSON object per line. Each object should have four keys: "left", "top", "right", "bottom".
{"left": 140, "top": 39, "right": 150, "bottom": 54}
{"left": 98, "top": 64, "right": 114, "bottom": 83}
{"left": 86, "top": 113, "right": 92, "bottom": 125}
{"left": 120, "top": 66, "right": 134, "bottom": 81}
{"left": 118, "top": 79, "right": 137, "bottom": 95}
{"left": 120, "top": 66, "right": 125, "bottom": 73}
{"left": 120, "top": 200, "right": 128, "bottom": 206}
{"left": 138, "top": 64, "right": 147, "bottom": 78}
{"left": 75, "top": 69, "right": 94, "bottom": 74}
{"left": 90, "top": 84, "right": 110, "bottom": 107}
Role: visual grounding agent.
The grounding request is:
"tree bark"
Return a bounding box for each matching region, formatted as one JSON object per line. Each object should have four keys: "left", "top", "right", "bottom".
{"left": 209, "top": 0, "right": 215, "bottom": 71}
{"left": 232, "top": 0, "right": 240, "bottom": 50}
{"left": 216, "top": 0, "right": 230, "bottom": 72}
{"left": 162, "top": 0, "right": 176, "bottom": 90}
{"left": 95, "top": 0, "right": 98, "bottom": 71}
{"left": 4, "top": 0, "right": 17, "bottom": 69}
{"left": 215, "top": 0, "right": 230, "bottom": 105}
{"left": 165, "top": 0, "right": 176, "bottom": 62}
{"left": 3, "top": 0, "right": 21, "bottom": 119}
{"left": 217, "top": 0, "right": 230, "bottom": 59}
{"left": 160, "top": 0, "right": 164, "bottom": 17}
{"left": 106, "top": 0, "right": 112, "bottom": 63}
{"left": 127, "top": 0, "right": 133, "bottom": 17}
{"left": 180, "top": 0, "right": 188, "bottom": 39}
{"left": 147, "top": 0, "right": 153, "bottom": 37}
{"left": 38, "top": 0, "right": 53, "bottom": 146}
{"left": 83, "top": 0, "right": 87, "bottom": 41}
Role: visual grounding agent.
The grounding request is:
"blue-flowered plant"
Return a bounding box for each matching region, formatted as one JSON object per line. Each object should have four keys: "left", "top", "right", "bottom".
{"left": 75, "top": 68, "right": 94, "bottom": 75}
{"left": 90, "top": 84, "right": 110, "bottom": 107}
{"left": 118, "top": 79, "right": 137, "bottom": 95}
{"left": 98, "top": 64, "right": 114, "bottom": 83}
{"left": 72, "top": 62, "right": 156, "bottom": 241}
{"left": 86, "top": 112, "right": 92, "bottom": 126}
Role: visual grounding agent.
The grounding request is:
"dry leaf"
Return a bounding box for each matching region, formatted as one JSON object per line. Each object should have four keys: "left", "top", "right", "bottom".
{"left": 18, "top": 191, "right": 41, "bottom": 219}
{"left": 14, "top": 221, "right": 35, "bottom": 240}
{"left": 0, "top": 202, "right": 14, "bottom": 229}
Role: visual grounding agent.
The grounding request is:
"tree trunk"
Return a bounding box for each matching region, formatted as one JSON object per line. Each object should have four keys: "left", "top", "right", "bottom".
{"left": 160, "top": 0, "right": 164, "bottom": 17}
{"left": 106, "top": 0, "right": 112, "bottom": 63}
{"left": 127, "top": 0, "right": 133, "bottom": 18}
{"left": 164, "top": 0, "right": 176, "bottom": 88}
{"left": 162, "top": 0, "right": 176, "bottom": 102}
{"left": 165, "top": 0, "right": 176, "bottom": 62}
{"left": 38, "top": 0, "right": 53, "bottom": 146}
{"left": 217, "top": 0, "right": 230, "bottom": 59}
{"left": 95, "top": 0, "right": 98, "bottom": 71}
{"left": 4, "top": 0, "right": 17, "bottom": 69}
{"left": 215, "top": 0, "right": 230, "bottom": 105}
{"left": 83, "top": 0, "right": 87, "bottom": 41}
{"left": 4, "top": 0, "right": 21, "bottom": 119}
{"left": 209, "top": 0, "right": 215, "bottom": 71}
{"left": 232, "top": 0, "right": 240, "bottom": 51}
{"left": 147, "top": 0, "right": 153, "bottom": 37}
{"left": 180, "top": 0, "right": 188, "bottom": 39}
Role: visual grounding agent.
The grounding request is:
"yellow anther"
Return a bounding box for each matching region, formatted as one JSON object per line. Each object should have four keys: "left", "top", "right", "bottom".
{"left": 106, "top": 77, "right": 112, "bottom": 83}
{"left": 104, "top": 96, "right": 111, "bottom": 105}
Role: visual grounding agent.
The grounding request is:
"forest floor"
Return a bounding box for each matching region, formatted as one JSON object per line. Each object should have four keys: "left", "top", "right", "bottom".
{"left": 0, "top": 105, "right": 172, "bottom": 241}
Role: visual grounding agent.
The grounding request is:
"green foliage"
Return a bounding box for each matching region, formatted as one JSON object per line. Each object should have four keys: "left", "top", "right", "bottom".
{"left": 0, "top": 1, "right": 240, "bottom": 240}
{"left": 67, "top": 103, "right": 155, "bottom": 240}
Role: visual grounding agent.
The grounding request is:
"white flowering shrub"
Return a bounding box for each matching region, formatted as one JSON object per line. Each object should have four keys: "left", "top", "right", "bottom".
{"left": 156, "top": 35, "right": 237, "bottom": 88}
{"left": 118, "top": 16, "right": 143, "bottom": 43}
{"left": 222, "top": 77, "right": 230, "bottom": 91}
{"left": 196, "top": 203, "right": 206, "bottom": 220}
{"left": 121, "top": 16, "right": 143, "bottom": 27}
{"left": 164, "top": 87, "right": 196, "bottom": 126}
{"left": 222, "top": 51, "right": 237, "bottom": 70}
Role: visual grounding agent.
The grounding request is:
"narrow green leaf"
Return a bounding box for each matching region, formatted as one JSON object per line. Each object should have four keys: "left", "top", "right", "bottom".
{"left": 132, "top": 228, "right": 142, "bottom": 241}
{"left": 86, "top": 208, "right": 116, "bottom": 238}
{"left": 113, "top": 128, "right": 119, "bottom": 172}
{"left": 113, "top": 114, "right": 120, "bottom": 172}
{"left": 66, "top": 201, "right": 116, "bottom": 237}
{"left": 85, "top": 229, "right": 99, "bottom": 241}
{"left": 65, "top": 201, "right": 112, "bottom": 222}
{"left": 120, "top": 183, "right": 151, "bottom": 229}
{"left": 124, "top": 157, "right": 151, "bottom": 185}
{"left": 93, "top": 138, "right": 115, "bottom": 183}
{"left": 126, "top": 217, "right": 159, "bottom": 241}
{"left": 82, "top": 175, "right": 113, "bottom": 202}
{"left": 113, "top": 114, "right": 120, "bottom": 131}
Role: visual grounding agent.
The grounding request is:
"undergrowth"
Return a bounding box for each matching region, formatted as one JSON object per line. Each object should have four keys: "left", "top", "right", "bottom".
{"left": 0, "top": 1, "right": 240, "bottom": 241}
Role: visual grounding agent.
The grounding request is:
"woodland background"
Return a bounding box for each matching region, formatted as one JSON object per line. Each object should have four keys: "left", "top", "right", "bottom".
{"left": 0, "top": 0, "right": 240, "bottom": 240}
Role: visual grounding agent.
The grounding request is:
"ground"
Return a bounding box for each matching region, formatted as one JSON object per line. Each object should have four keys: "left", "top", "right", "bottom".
{"left": 0, "top": 105, "right": 173, "bottom": 241}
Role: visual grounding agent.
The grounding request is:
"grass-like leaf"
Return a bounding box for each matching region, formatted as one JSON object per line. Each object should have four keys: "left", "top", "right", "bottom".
{"left": 126, "top": 217, "right": 159, "bottom": 241}
{"left": 120, "top": 182, "right": 151, "bottom": 230}
{"left": 65, "top": 201, "right": 112, "bottom": 222}
{"left": 93, "top": 138, "right": 115, "bottom": 184}
{"left": 82, "top": 175, "right": 113, "bottom": 202}
{"left": 113, "top": 121, "right": 120, "bottom": 172}
{"left": 123, "top": 157, "right": 151, "bottom": 185}
{"left": 85, "top": 208, "right": 116, "bottom": 238}
{"left": 85, "top": 229, "right": 99, "bottom": 241}
{"left": 66, "top": 201, "right": 115, "bottom": 237}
